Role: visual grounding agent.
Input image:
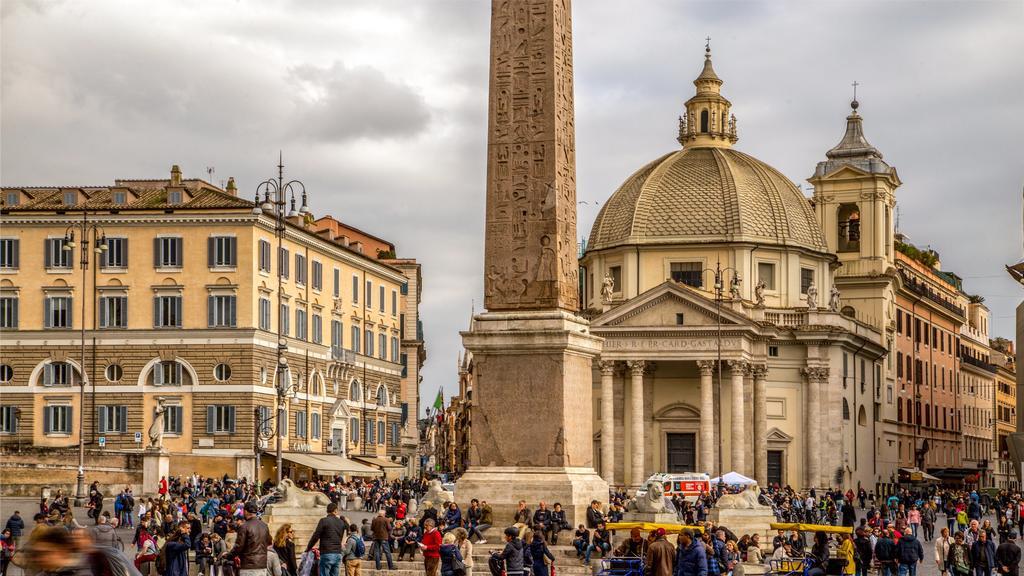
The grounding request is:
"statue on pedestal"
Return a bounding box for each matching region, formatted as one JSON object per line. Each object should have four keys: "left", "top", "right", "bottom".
{"left": 828, "top": 285, "right": 841, "bottom": 312}
{"left": 754, "top": 280, "right": 766, "bottom": 308}
{"left": 601, "top": 272, "right": 615, "bottom": 304}
{"left": 806, "top": 281, "right": 818, "bottom": 310}
{"left": 147, "top": 398, "right": 166, "bottom": 450}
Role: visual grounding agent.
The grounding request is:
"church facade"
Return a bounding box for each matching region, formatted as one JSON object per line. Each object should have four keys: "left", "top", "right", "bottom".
{"left": 580, "top": 48, "right": 903, "bottom": 492}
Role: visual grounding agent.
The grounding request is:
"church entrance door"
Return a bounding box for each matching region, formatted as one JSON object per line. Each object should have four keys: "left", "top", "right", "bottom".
{"left": 768, "top": 450, "right": 784, "bottom": 485}
{"left": 666, "top": 433, "right": 696, "bottom": 472}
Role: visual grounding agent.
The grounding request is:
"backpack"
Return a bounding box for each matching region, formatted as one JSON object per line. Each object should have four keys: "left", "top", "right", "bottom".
{"left": 155, "top": 543, "right": 169, "bottom": 575}
{"left": 350, "top": 535, "right": 366, "bottom": 558}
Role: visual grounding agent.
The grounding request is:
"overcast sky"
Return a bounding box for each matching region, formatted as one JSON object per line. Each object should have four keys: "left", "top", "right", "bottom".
{"left": 3, "top": 0, "right": 1022, "bottom": 410}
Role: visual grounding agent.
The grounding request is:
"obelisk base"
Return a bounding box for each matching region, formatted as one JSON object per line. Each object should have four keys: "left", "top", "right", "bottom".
{"left": 456, "top": 466, "right": 608, "bottom": 528}
{"left": 459, "top": 310, "right": 608, "bottom": 527}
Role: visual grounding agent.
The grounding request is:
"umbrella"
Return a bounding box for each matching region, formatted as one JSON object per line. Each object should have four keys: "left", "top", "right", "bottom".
{"left": 710, "top": 471, "right": 758, "bottom": 485}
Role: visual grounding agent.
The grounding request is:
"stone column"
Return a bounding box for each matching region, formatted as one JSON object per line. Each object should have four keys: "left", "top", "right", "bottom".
{"left": 728, "top": 360, "right": 747, "bottom": 474}
{"left": 628, "top": 360, "right": 646, "bottom": 488}
{"left": 744, "top": 370, "right": 754, "bottom": 477}
{"left": 599, "top": 360, "right": 616, "bottom": 484}
{"left": 752, "top": 364, "right": 769, "bottom": 486}
{"left": 697, "top": 360, "right": 716, "bottom": 476}
{"left": 801, "top": 367, "right": 828, "bottom": 488}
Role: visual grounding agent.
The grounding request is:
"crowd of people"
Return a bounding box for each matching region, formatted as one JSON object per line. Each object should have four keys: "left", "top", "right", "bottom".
{"left": 8, "top": 475, "right": 1024, "bottom": 576}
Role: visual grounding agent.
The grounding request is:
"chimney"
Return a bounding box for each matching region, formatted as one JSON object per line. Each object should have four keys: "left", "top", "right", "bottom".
{"left": 338, "top": 235, "right": 351, "bottom": 247}
{"left": 170, "top": 165, "right": 182, "bottom": 186}
{"left": 351, "top": 241, "right": 364, "bottom": 254}
{"left": 225, "top": 177, "right": 237, "bottom": 196}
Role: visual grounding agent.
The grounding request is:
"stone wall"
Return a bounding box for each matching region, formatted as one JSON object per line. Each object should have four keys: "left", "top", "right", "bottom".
{"left": 0, "top": 447, "right": 143, "bottom": 496}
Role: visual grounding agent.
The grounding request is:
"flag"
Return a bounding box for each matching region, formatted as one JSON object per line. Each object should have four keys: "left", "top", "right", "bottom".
{"left": 432, "top": 389, "right": 444, "bottom": 411}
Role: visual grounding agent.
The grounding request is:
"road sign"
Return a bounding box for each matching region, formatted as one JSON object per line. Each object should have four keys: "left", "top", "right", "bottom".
{"left": 98, "top": 436, "right": 106, "bottom": 448}
{"left": 134, "top": 432, "right": 142, "bottom": 443}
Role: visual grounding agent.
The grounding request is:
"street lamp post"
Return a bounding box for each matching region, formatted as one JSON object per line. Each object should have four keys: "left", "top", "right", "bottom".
{"left": 702, "top": 259, "right": 739, "bottom": 478}
{"left": 254, "top": 155, "right": 308, "bottom": 485}
{"left": 63, "top": 212, "right": 106, "bottom": 507}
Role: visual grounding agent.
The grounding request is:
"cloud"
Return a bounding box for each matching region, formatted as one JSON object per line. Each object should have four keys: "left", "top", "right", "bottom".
{"left": 287, "top": 62, "right": 431, "bottom": 143}
{"left": 2, "top": 0, "right": 1023, "bottom": 413}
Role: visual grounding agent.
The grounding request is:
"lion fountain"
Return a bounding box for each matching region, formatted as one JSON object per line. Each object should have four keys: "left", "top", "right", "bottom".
{"left": 420, "top": 479, "right": 454, "bottom": 506}
{"left": 263, "top": 479, "right": 332, "bottom": 546}
{"left": 709, "top": 484, "right": 776, "bottom": 549}
{"left": 714, "top": 484, "right": 769, "bottom": 509}
{"left": 622, "top": 481, "right": 676, "bottom": 522}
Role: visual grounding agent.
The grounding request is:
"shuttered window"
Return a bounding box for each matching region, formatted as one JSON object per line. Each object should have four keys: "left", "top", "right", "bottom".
{"left": 44, "top": 296, "right": 72, "bottom": 328}
{"left": 295, "top": 254, "right": 307, "bottom": 285}
{"left": 258, "top": 240, "right": 272, "bottom": 272}
{"left": 259, "top": 298, "right": 272, "bottom": 331}
{"left": 42, "top": 362, "right": 75, "bottom": 386}
{"left": 295, "top": 308, "right": 307, "bottom": 341}
{"left": 279, "top": 304, "right": 289, "bottom": 336}
{"left": 278, "top": 247, "right": 290, "bottom": 279}
{"left": 312, "top": 261, "right": 323, "bottom": 291}
{"left": 153, "top": 237, "right": 183, "bottom": 268}
{"left": 43, "top": 405, "right": 72, "bottom": 435}
{"left": 44, "top": 238, "right": 72, "bottom": 269}
{"left": 206, "top": 405, "right": 236, "bottom": 434}
{"left": 0, "top": 297, "right": 18, "bottom": 329}
{"left": 0, "top": 239, "right": 19, "bottom": 269}
{"left": 207, "top": 236, "right": 237, "bottom": 267}
{"left": 153, "top": 296, "right": 182, "bottom": 328}
{"left": 99, "top": 296, "right": 127, "bottom": 329}
{"left": 97, "top": 406, "right": 128, "bottom": 434}
{"left": 351, "top": 417, "right": 359, "bottom": 443}
{"left": 296, "top": 410, "right": 307, "bottom": 438}
{"left": 0, "top": 406, "right": 16, "bottom": 434}
{"left": 311, "top": 412, "right": 321, "bottom": 440}
{"left": 207, "top": 295, "right": 237, "bottom": 327}
{"left": 312, "top": 313, "right": 323, "bottom": 344}
{"left": 351, "top": 325, "right": 361, "bottom": 353}
{"left": 101, "top": 238, "right": 128, "bottom": 268}
{"left": 153, "top": 361, "right": 183, "bottom": 386}
{"left": 163, "top": 406, "right": 183, "bottom": 434}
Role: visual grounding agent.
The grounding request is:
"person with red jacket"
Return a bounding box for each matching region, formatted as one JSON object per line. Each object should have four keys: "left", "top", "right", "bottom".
{"left": 419, "top": 518, "right": 443, "bottom": 576}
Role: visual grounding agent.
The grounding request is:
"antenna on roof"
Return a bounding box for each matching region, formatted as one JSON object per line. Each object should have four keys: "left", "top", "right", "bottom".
{"left": 206, "top": 166, "right": 215, "bottom": 182}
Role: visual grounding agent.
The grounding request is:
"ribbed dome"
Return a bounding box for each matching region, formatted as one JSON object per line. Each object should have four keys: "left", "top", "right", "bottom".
{"left": 587, "top": 147, "right": 828, "bottom": 253}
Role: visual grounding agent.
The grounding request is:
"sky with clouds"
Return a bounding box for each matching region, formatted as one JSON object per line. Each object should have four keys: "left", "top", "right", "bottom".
{"left": 3, "top": 0, "right": 1022, "bottom": 410}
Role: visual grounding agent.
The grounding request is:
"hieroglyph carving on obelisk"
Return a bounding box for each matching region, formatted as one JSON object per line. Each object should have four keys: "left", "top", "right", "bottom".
{"left": 483, "top": 0, "right": 579, "bottom": 312}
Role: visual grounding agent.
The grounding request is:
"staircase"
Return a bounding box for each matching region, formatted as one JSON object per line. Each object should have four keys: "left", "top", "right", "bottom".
{"left": 359, "top": 544, "right": 595, "bottom": 576}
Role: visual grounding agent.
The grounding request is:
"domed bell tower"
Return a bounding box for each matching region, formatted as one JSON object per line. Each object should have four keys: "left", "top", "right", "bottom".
{"left": 678, "top": 43, "right": 738, "bottom": 149}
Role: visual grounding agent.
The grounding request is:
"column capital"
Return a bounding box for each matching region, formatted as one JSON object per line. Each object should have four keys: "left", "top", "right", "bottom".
{"left": 726, "top": 359, "right": 748, "bottom": 374}
{"left": 696, "top": 360, "right": 716, "bottom": 375}
{"left": 598, "top": 360, "right": 616, "bottom": 375}
{"left": 627, "top": 360, "right": 646, "bottom": 376}
{"left": 643, "top": 361, "right": 658, "bottom": 376}
{"left": 801, "top": 366, "right": 830, "bottom": 382}
{"left": 750, "top": 364, "right": 769, "bottom": 379}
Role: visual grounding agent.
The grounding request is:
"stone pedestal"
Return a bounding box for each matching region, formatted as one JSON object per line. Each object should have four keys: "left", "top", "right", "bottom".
{"left": 621, "top": 511, "right": 679, "bottom": 524}
{"left": 264, "top": 504, "right": 326, "bottom": 550}
{"left": 456, "top": 466, "right": 608, "bottom": 529}
{"left": 708, "top": 508, "right": 777, "bottom": 543}
{"left": 458, "top": 311, "right": 607, "bottom": 526}
{"left": 142, "top": 449, "right": 169, "bottom": 496}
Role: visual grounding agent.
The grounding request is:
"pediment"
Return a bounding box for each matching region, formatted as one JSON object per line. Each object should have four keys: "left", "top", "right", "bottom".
{"left": 329, "top": 398, "right": 352, "bottom": 419}
{"left": 766, "top": 427, "right": 793, "bottom": 443}
{"left": 653, "top": 402, "right": 701, "bottom": 422}
{"left": 592, "top": 281, "right": 755, "bottom": 329}
{"left": 820, "top": 165, "right": 872, "bottom": 180}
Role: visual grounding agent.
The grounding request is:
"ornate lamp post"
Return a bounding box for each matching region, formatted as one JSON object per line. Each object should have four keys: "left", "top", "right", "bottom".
{"left": 62, "top": 214, "right": 106, "bottom": 506}
{"left": 703, "top": 259, "right": 739, "bottom": 478}
{"left": 254, "top": 155, "right": 309, "bottom": 485}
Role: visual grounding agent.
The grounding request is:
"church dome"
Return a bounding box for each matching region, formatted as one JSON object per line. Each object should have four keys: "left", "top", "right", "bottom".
{"left": 587, "top": 46, "right": 827, "bottom": 254}
{"left": 587, "top": 146, "right": 828, "bottom": 252}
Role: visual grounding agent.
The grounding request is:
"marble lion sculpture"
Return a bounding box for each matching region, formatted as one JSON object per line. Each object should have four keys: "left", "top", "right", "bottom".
{"left": 421, "top": 479, "right": 454, "bottom": 505}
{"left": 633, "top": 481, "right": 668, "bottom": 513}
{"left": 277, "top": 478, "right": 332, "bottom": 508}
{"left": 714, "top": 484, "right": 768, "bottom": 510}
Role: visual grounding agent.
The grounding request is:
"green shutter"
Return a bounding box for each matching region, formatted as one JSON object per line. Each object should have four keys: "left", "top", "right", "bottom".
{"left": 207, "top": 237, "right": 215, "bottom": 267}
{"left": 97, "top": 406, "right": 107, "bottom": 434}
{"left": 43, "top": 406, "right": 51, "bottom": 434}
{"left": 228, "top": 406, "right": 236, "bottom": 434}
{"left": 206, "top": 406, "right": 215, "bottom": 434}
{"left": 118, "top": 406, "right": 128, "bottom": 433}
{"left": 64, "top": 407, "right": 73, "bottom": 434}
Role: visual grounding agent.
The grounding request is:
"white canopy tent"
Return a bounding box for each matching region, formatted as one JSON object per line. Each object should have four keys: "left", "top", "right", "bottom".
{"left": 710, "top": 471, "right": 758, "bottom": 486}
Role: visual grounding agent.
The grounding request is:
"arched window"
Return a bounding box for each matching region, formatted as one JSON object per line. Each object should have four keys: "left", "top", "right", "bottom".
{"left": 858, "top": 405, "right": 867, "bottom": 427}
{"left": 837, "top": 203, "right": 861, "bottom": 252}
{"left": 898, "top": 401, "right": 903, "bottom": 422}
{"left": 349, "top": 380, "right": 362, "bottom": 402}
{"left": 700, "top": 110, "right": 709, "bottom": 133}
{"left": 842, "top": 398, "right": 850, "bottom": 420}
{"left": 376, "top": 385, "right": 388, "bottom": 407}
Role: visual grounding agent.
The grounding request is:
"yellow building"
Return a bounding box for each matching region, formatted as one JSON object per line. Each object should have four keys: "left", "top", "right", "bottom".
{"left": 958, "top": 299, "right": 995, "bottom": 487}
{"left": 0, "top": 165, "right": 422, "bottom": 486}
{"left": 992, "top": 338, "right": 1017, "bottom": 489}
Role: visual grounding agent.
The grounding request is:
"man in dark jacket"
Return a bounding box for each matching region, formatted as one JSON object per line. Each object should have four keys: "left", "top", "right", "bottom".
{"left": 307, "top": 502, "right": 348, "bottom": 576}
{"left": 165, "top": 521, "right": 193, "bottom": 576}
{"left": 996, "top": 530, "right": 1021, "bottom": 576}
{"left": 533, "top": 501, "right": 553, "bottom": 543}
{"left": 4, "top": 512, "right": 24, "bottom": 546}
{"left": 586, "top": 500, "right": 606, "bottom": 529}
{"left": 490, "top": 527, "right": 526, "bottom": 576}
{"left": 896, "top": 532, "right": 924, "bottom": 576}
{"left": 875, "top": 530, "right": 898, "bottom": 576}
{"left": 974, "top": 530, "right": 998, "bottom": 576}
{"left": 675, "top": 528, "right": 708, "bottom": 576}
{"left": 854, "top": 528, "right": 874, "bottom": 576}
{"left": 224, "top": 501, "right": 271, "bottom": 574}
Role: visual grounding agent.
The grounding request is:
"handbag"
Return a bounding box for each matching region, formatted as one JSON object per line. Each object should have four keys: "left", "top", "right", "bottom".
{"left": 451, "top": 555, "right": 468, "bottom": 576}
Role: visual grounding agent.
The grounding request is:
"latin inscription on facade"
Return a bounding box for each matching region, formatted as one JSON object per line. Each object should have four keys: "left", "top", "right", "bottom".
{"left": 484, "top": 0, "right": 579, "bottom": 311}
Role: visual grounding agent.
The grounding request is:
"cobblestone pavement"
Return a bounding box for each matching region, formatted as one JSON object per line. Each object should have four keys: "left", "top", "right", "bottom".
{"left": 0, "top": 497, "right": 1018, "bottom": 576}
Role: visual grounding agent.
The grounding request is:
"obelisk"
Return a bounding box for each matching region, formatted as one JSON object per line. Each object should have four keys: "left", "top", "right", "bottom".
{"left": 457, "top": 0, "right": 608, "bottom": 525}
